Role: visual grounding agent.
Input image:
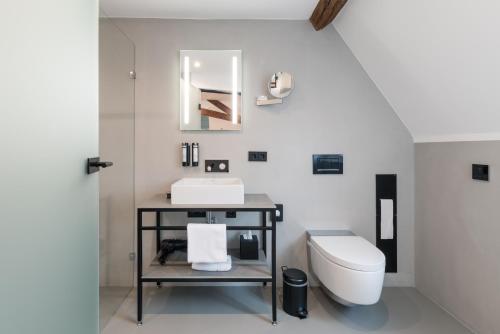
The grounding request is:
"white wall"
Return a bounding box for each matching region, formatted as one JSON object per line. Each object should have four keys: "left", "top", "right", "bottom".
{"left": 334, "top": 0, "right": 500, "bottom": 142}
{"left": 416, "top": 141, "right": 500, "bottom": 334}
{"left": 113, "top": 19, "right": 415, "bottom": 287}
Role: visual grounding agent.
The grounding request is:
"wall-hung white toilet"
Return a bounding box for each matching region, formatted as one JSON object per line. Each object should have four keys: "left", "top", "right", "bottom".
{"left": 308, "top": 234, "right": 385, "bottom": 306}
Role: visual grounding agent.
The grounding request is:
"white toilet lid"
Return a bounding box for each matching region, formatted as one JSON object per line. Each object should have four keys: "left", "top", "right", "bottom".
{"left": 310, "top": 236, "right": 385, "bottom": 272}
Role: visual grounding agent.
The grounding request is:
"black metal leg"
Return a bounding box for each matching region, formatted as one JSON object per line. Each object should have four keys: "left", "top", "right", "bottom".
{"left": 262, "top": 211, "right": 268, "bottom": 287}
{"left": 156, "top": 212, "right": 162, "bottom": 288}
{"left": 271, "top": 209, "right": 277, "bottom": 325}
{"left": 156, "top": 212, "right": 161, "bottom": 253}
{"left": 137, "top": 210, "right": 143, "bottom": 325}
{"left": 262, "top": 211, "right": 267, "bottom": 256}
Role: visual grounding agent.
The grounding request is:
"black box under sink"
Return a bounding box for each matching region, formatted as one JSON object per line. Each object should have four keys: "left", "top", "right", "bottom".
{"left": 239, "top": 235, "right": 258, "bottom": 260}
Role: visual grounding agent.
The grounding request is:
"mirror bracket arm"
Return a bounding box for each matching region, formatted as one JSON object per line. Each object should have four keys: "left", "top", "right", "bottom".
{"left": 256, "top": 98, "right": 283, "bottom": 106}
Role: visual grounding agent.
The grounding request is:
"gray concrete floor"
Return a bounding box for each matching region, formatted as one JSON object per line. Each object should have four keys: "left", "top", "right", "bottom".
{"left": 102, "top": 286, "right": 472, "bottom": 334}
{"left": 100, "top": 287, "right": 132, "bottom": 331}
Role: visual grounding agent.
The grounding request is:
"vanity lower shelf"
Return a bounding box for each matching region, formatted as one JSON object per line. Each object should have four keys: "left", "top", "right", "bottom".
{"left": 143, "top": 263, "right": 271, "bottom": 282}
{"left": 144, "top": 249, "right": 271, "bottom": 282}
{"left": 150, "top": 248, "right": 267, "bottom": 265}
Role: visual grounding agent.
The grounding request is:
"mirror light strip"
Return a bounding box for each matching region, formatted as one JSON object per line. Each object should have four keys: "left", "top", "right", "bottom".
{"left": 184, "top": 56, "right": 190, "bottom": 125}
{"left": 231, "top": 56, "right": 238, "bottom": 125}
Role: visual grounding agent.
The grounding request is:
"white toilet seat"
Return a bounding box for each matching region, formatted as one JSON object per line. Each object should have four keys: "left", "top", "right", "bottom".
{"left": 308, "top": 235, "right": 386, "bottom": 306}
{"left": 310, "top": 236, "right": 385, "bottom": 272}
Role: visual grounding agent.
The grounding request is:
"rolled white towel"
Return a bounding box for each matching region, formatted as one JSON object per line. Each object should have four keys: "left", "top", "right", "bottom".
{"left": 192, "top": 255, "right": 232, "bottom": 272}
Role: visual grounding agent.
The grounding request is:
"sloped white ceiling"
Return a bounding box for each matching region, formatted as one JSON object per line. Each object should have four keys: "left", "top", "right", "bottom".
{"left": 334, "top": 0, "right": 500, "bottom": 142}
{"left": 100, "top": 0, "right": 317, "bottom": 19}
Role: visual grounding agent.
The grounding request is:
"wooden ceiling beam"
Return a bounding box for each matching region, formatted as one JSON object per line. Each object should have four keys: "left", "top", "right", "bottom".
{"left": 207, "top": 99, "right": 232, "bottom": 115}
{"left": 200, "top": 109, "right": 231, "bottom": 122}
{"left": 310, "top": 0, "right": 348, "bottom": 31}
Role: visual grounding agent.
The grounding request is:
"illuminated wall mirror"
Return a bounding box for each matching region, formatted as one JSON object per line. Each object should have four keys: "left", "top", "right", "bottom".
{"left": 180, "top": 50, "right": 242, "bottom": 131}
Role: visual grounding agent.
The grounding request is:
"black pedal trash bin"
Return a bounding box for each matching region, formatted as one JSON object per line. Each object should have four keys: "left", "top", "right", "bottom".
{"left": 282, "top": 266, "right": 308, "bottom": 319}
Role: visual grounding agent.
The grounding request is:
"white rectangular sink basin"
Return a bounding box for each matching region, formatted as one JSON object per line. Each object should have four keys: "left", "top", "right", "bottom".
{"left": 171, "top": 178, "right": 244, "bottom": 205}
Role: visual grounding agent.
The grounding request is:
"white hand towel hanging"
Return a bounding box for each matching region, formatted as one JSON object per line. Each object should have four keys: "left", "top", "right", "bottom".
{"left": 187, "top": 223, "right": 227, "bottom": 263}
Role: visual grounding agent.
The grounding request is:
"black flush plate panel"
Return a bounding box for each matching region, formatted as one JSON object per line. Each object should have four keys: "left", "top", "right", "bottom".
{"left": 275, "top": 204, "right": 284, "bottom": 222}
{"left": 249, "top": 151, "right": 267, "bottom": 162}
{"left": 472, "top": 164, "right": 489, "bottom": 181}
{"left": 376, "top": 174, "right": 397, "bottom": 273}
{"left": 226, "top": 211, "right": 237, "bottom": 218}
{"left": 188, "top": 211, "right": 206, "bottom": 218}
{"left": 313, "top": 154, "right": 343, "bottom": 174}
{"left": 205, "top": 160, "right": 229, "bottom": 172}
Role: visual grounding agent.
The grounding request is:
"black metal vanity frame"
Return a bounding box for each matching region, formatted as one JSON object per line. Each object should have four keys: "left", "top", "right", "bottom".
{"left": 136, "top": 194, "right": 277, "bottom": 325}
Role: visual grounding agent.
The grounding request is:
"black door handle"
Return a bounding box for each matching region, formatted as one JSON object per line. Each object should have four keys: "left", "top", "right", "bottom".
{"left": 94, "top": 161, "right": 113, "bottom": 168}
{"left": 87, "top": 157, "right": 114, "bottom": 174}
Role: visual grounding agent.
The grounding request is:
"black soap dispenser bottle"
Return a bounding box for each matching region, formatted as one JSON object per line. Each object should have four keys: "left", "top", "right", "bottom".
{"left": 192, "top": 143, "right": 199, "bottom": 167}
{"left": 182, "top": 143, "right": 191, "bottom": 166}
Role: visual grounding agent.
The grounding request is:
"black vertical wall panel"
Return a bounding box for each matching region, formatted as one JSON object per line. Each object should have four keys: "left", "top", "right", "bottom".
{"left": 376, "top": 174, "right": 397, "bottom": 273}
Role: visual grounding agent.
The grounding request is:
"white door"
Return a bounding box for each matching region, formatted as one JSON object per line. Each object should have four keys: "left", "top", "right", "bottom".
{"left": 0, "top": 1, "right": 99, "bottom": 333}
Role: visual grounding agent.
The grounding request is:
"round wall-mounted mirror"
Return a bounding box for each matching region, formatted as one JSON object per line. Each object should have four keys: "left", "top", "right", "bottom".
{"left": 268, "top": 72, "right": 294, "bottom": 99}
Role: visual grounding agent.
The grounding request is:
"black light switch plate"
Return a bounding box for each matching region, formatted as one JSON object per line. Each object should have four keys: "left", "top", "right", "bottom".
{"left": 472, "top": 164, "right": 489, "bottom": 181}
{"left": 249, "top": 151, "right": 267, "bottom": 162}
{"left": 275, "top": 204, "right": 283, "bottom": 222}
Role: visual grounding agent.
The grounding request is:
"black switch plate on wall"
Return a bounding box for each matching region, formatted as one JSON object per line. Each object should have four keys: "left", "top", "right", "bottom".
{"left": 248, "top": 151, "right": 267, "bottom": 162}
{"left": 275, "top": 204, "right": 284, "bottom": 222}
{"left": 472, "top": 164, "right": 489, "bottom": 181}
